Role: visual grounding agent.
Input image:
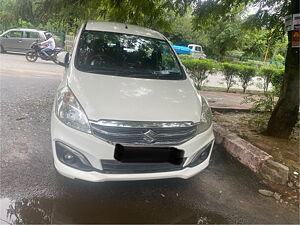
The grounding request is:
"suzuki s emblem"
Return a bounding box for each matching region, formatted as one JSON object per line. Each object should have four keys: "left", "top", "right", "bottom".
{"left": 143, "top": 130, "right": 157, "bottom": 143}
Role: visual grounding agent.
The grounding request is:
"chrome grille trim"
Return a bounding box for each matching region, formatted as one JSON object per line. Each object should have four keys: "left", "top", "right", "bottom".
{"left": 90, "top": 120, "right": 198, "bottom": 146}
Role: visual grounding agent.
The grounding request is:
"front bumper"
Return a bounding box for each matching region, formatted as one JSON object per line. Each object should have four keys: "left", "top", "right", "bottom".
{"left": 51, "top": 114, "right": 215, "bottom": 182}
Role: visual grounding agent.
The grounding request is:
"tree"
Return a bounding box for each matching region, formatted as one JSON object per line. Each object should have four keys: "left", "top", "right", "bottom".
{"left": 260, "top": 67, "right": 278, "bottom": 93}
{"left": 193, "top": 0, "right": 299, "bottom": 139}
{"left": 221, "top": 63, "right": 239, "bottom": 92}
{"left": 0, "top": 0, "right": 18, "bottom": 31}
{"left": 266, "top": 0, "right": 299, "bottom": 138}
{"left": 182, "top": 59, "right": 215, "bottom": 90}
{"left": 206, "top": 16, "right": 244, "bottom": 61}
{"left": 31, "top": 0, "right": 193, "bottom": 32}
{"left": 163, "top": 10, "right": 209, "bottom": 47}
{"left": 238, "top": 65, "right": 256, "bottom": 93}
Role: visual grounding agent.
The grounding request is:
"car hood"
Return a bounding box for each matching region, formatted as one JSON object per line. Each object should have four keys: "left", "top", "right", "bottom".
{"left": 67, "top": 70, "right": 202, "bottom": 122}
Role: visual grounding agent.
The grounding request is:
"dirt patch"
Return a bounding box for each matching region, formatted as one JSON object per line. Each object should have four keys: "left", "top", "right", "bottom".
{"left": 213, "top": 112, "right": 300, "bottom": 205}
{"left": 213, "top": 112, "right": 299, "bottom": 175}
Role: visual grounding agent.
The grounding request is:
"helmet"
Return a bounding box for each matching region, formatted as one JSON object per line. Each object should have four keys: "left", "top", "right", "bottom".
{"left": 45, "top": 33, "right": 53, "bottom": 39}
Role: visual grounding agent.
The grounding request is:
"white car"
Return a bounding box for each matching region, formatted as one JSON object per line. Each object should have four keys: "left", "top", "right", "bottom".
{"left": 51, "top": 21, "right": 215, "bottom": 182}
{"left": 0, "top": 28, "right": 47, "bottom": 53}
{"left": 188, "top": 44, "right": 207, "bottom": 59}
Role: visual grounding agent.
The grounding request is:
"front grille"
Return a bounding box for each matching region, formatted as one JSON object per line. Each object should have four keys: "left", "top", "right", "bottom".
{"left": 100, "top": 159, "right": 186, "bottom": 174}
{"left": 90, "top": 120, "right": 197, "bottom": 146}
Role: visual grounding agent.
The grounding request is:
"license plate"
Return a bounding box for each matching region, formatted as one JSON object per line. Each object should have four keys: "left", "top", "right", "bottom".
{"left": 114, "top": 144, "right": 184, "bottom": 165}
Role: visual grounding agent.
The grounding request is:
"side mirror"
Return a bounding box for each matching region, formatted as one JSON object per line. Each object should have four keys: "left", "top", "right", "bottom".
{"left": 64, "top": 52, "right": 70, "bottom": 66}
{"left": 57, "top": 52, "right": 70, "bottom": 67}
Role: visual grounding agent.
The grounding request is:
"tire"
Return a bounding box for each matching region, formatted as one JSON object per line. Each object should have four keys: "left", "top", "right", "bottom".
{"left": 0, "top": 45, "right": 5, "bottom": 53}
{"left": 25, "top": 50, "right": 38, "bottom": 62}
{"left": 52, "top": 52, "right": 60, "bottom": 65}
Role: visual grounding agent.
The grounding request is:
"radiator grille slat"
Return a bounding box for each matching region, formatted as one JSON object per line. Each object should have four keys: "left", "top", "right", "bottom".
{"left": 90, "top": 120, "right": 197, "bottom": 146}
{"left": 100, "top": 160, "right": 186, "bottom": 174}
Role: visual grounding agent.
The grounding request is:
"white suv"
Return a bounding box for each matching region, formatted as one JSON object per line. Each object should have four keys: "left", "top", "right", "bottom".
{"left": 51, "top": 21, "right": 215, "bottom": 182}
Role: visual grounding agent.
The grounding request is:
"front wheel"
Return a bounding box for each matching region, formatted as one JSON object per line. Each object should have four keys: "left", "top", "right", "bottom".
{"left": 25, "top": 50, "right": 38, "bottom": 62}
{"left": 52, "top": 52, "right": 59, "bottom": 64}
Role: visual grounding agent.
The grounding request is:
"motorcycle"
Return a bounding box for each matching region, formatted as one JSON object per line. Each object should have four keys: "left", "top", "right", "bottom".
{"left": 25, "top": 40, "right": 62, "bottom": 63}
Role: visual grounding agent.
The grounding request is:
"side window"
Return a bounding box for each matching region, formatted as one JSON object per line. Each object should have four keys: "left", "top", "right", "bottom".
{"left": 188, "top": 46, "right": 193, "bottom": 49}
{"left": 25, "top": 32, "right": 40, "bottom": 39}
{"left": 8, "top": 31, "right": 23, "bottom": 38}
{"left": 195, "top": 46, "right": 202, "bottom": 52}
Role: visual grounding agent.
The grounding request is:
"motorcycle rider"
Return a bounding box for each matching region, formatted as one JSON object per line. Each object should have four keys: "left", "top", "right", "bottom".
{"left": 40, "top": 33, "right": 55, "bottom": 58}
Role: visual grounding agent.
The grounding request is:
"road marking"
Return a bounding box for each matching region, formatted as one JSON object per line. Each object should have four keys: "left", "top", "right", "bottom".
{"left": 0, "top": 68, "right": 62, "bottom": 76}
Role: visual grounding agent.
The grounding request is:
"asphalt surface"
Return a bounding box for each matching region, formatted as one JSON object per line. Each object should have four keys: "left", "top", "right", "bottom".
{"left": 0, "top": 53, "right": 299, "bottom": 224}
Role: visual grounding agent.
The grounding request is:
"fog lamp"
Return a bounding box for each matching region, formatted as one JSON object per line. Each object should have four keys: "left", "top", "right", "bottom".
{"left": 64, "top": 153, "right": 75, "bottom": 163}
{"left": 188, "top": 142, "right": 212, "bottom": 167}
{"left": 200, "top": 149, "right": 210, "bottom": 160}
{"left": 55, "top": 142, "right": 93, "bottom": 171}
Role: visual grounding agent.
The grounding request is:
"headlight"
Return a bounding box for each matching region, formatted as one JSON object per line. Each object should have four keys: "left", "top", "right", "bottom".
{"left": 55, "top": 86, "right": 91, "bottom": 133}
{"left": 197, "top": 96, "right": 212, "bottom": 134}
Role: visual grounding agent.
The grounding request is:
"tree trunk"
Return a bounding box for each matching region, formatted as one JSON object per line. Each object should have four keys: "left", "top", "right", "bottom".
{"left": 265, "top": 0, "right": 299, "bottom": 138}
{"left": 226, "top": 86, "right": 230, "bottom": 92}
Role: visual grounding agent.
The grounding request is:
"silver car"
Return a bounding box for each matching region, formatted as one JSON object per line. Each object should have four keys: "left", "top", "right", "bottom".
{"left": 0, "top": 28, "right": 47, "bottom": 53}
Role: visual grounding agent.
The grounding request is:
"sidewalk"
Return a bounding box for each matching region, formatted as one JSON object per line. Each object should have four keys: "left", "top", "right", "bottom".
{"left": 200, "top": 91, "right": 252, "bottom": 110}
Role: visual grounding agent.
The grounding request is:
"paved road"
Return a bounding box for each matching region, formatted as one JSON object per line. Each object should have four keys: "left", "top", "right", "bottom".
{"left": 0, "top": 53, "right": 298, "bottom": 224}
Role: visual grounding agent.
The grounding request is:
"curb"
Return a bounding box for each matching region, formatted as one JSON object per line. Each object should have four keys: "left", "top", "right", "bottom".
{"left": 211, "top": 106, "right": 251, "bottom": 113}
{"left": 213, "top": 124, "right": 289, "bottom": 185}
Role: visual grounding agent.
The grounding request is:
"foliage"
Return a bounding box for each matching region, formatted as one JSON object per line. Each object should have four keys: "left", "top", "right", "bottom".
{"left": 240, "top": 60, "right": 264, "bottom": 68}
{"left": 260, "top": 66, "right": 277, "bottom": 92}
{"left": 247, "top": 113, "right": 270, "bottom": 132}
{"left": 225, "top": 50, "right": 244, "bottom": 60}
{"left": 272, "top": 54, "right": 285, "bottom": 62}
{"left": 241, "top": 92, "right": 277, "bottom": 113}
{"left": 35, "top": 0, "right": 193, "bottom": 32}
{"left": 204, "top": 16, "right": 244, "bottom": 61}
{"left": 270, "top": 54, "right": 285, "bottom": 69}
{"left": 182, "top": 59, "right": 217, "bottom": 90}
{"left": 0, "top": 0, "right": 18, "bottom": 31}
{"left": 221, "top": 63, "right": 241, "bottom": 92}
{"left": 241, "top": 28, "right": 269, "bottom": 59}
{"left": 178, "top": 54, "right": 196, "bottom": 61}
{"left": 164, "top": 10, "right": 208, "bottom": 46}
{"left": 270, "top": 69, "right": 284, "bottom": 95}
{"left": 221, "top": 62, "right": 270, "bottom": 94}
{"left": 238, "top": 65, "right": 256, "bottom": 93}
{"left": 0, "top": 0, "right": 194, "bottom": 33}
{"left": 193, "top": 0, "right": 289, "bottom": 42}
{"left": 181, "top": 58, "right": 285, "bottom": 94}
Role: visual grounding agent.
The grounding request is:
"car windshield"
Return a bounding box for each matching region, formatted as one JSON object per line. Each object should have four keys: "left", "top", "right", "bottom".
{"left": 75, "top": 30, "right": 185, "bottom": 80}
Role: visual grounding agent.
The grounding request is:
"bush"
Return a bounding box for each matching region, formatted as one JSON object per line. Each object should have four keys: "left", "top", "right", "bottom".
{"left": 241, "top": 60, "right": 264, "bottom": 68}
{"left": 270, "top": 54, "right": 285, "bottom": 69}
{"left": 180, "top": 58, "right": 284, "bottom": 94}
{"left": 242, "top": 92, "right": 276, "bottom": 112}
{"left": 182, "top": 59, "right": 217, "bottom": 89}
{"left": 238, "top": 65, "right": 256, "bottom": 93}
{"left": 221, "top": 63, "right": 241, "bottom": 92}
{"left": 260, "top": 66, "right": 278, "bottom": 93}
{"left": 178, "top": 54, "right": 196, "bottom": 61}
{"left": 271, "top": 69, "right": 284, "bottom": 95}
{"left": 224, "top": 50, "right": 244, "bottom": 62}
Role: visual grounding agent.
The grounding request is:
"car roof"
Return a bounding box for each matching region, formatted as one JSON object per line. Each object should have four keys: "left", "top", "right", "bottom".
{"left": 188, "top": 44, "right": 201, "bottom": 47}
{"left": 85, "top": 21, "right": 165, "bottom": 40}
{"left": 7, "top": 28, "right": 45, "bottom": 32}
